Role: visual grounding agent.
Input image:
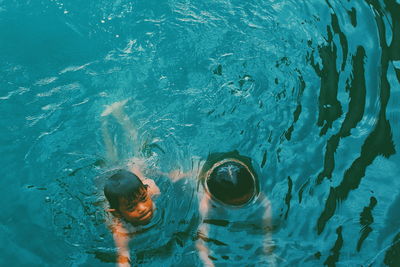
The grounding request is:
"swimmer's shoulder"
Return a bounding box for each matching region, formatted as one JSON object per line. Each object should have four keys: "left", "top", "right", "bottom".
{"left": 143, "top": 178, "right": 160, "bottom": 196}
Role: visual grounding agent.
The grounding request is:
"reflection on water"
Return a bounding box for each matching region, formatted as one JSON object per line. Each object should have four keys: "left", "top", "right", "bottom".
{"left": 0, "top": 0, "right": 400, "bottom": 266}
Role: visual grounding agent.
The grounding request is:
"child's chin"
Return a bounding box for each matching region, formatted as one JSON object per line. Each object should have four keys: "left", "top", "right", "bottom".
{"left": 138, "top": 211, "right": 153, "bottom": 225}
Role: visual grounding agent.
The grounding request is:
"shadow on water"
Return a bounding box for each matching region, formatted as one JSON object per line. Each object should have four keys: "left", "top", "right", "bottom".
{"left": 308, "top": 0, "right": 399, "bottom": 266}
{"left": 1, "top": 0, "right": 400, "bottom": 266}
{"left": 272, "top": 0, "right": 400, "bottom": 266}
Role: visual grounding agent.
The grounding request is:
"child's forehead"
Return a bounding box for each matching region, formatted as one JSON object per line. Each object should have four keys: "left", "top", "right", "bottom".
{"left": 118, "top": 190, "right": 147, "bottom": 203}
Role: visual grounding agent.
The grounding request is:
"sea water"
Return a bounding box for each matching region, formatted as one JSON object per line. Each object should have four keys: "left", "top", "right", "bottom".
{"left": 1, "top": 0, "right": 400, "bottom": 266}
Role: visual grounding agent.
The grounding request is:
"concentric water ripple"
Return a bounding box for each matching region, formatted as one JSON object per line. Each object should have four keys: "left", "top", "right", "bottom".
{"left": 0, "top": 0, "right": 399, "bottom": 266}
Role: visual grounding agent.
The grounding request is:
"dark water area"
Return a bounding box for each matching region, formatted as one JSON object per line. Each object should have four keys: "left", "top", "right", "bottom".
{"left": 1, "top": 0, "right": 400, "bottom": 266}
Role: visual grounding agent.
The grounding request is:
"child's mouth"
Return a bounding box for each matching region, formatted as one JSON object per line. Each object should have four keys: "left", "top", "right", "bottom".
{"left": 139, "top": 209, "right": 152, "bottom": 221}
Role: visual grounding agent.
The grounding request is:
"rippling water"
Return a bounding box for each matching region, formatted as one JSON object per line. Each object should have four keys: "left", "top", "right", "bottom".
{"left": 1, "top": 0, "right": 399, "bottom": 266}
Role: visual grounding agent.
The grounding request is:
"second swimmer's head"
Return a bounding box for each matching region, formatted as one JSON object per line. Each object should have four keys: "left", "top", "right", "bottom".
{"left": 206, "top": 160, "right": 256, "bottom": 206}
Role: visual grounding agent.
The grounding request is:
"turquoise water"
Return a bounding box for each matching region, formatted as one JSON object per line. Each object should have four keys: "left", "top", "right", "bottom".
{"left": 1, "top": 0, "right": 400, "bottom": 266}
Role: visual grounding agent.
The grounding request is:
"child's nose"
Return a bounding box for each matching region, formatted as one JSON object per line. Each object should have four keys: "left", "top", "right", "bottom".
{"left": 137, "top": 203, "right": 147, "bottom": 213}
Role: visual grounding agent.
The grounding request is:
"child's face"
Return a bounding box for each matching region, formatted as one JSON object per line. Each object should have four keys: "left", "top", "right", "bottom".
{"left": 118, "top": 189, "right": 154, "bottom": 225}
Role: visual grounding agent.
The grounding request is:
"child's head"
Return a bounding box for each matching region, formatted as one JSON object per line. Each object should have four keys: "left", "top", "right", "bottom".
{"left": 104, "top": 169, "right": 154, "bottom": 225}
{"left": 205, "top": 159, "right": 256, "bottom": 206}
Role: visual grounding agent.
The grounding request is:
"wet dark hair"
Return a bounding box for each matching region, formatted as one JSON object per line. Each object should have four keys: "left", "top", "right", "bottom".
{"left": 206, "top": 161, "right": 256, "bottom": 206}
{"left": 104, "top": 169, "right": 146, "bottom": 211}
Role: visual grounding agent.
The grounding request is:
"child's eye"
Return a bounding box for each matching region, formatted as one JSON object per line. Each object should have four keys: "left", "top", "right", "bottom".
{"left": 126, "top": 204, "right": 136, "bottom": 211}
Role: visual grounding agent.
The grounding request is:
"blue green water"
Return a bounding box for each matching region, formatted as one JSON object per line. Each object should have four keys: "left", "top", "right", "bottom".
{"left": 1, "top": 0, "right": 400, "bottom": 266}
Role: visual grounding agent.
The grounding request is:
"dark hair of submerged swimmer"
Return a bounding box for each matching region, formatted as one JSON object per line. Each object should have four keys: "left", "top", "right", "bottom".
{"left": 104, "top": 169, "right": 147, "bottom": 211}
{"left": 201, "top": 151, "right": 259, "bottom": 206}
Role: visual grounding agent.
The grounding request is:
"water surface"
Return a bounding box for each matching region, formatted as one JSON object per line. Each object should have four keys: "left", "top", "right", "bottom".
{"left": 1, "top": 0, "right": 400, "bottom": 266}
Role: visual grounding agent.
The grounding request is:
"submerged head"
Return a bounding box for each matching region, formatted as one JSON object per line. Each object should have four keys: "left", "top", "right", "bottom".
{"left": 104, "top": 169, "right": 154, "bottom": 225}
{"left": 205, "top": 159, "right": 256, "bottom": 206}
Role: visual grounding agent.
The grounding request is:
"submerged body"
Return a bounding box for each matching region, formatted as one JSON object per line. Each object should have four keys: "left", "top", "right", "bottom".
{"left": 100, "top": 101, "right": 275, "bottom": 266}
{"left": 195, "top": 151, "right": 276, "bottom": 266}
{"left": 101, "top": 100, "right": 169, "bottom": 267}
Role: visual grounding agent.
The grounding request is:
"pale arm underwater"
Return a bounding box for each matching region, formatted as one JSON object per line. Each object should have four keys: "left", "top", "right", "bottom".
{"left": 101, "top": 99, "right": 140, "bottom": 160}
{"left": 196, "top": 194, "right": 215, "bottom": 267}
{"left": 112, "top": 220, "right": 132, "bottom": 267}
{"left": 260, "top": 193, "right": 277, "bottom": 267}
{"left": 196, "top": 192, "right": 277, "bottom": 267}
{"left": 100, "top": 100, "right": 138, "bottom": 267}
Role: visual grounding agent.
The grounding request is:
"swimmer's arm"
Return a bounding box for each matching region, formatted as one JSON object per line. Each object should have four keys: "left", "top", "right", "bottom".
{"left": 260, "top": 193, "right": 277, "bottom": 267}
{"left": 157, "top": 168, "right": 199, "bottom": 183}
{"left": 101, "top": 118, "right": 118, "bottom": 163}
{"left": 168, "top": 169, "right": 194, "bottom": 181}
{"left": 101, "top": 99, "right": 140, "bottom": 156}
{"left": 143, "top": 178, "right": 160, "bottom": 196}
{"left": 128, "top": 157, "right": 147, "bottom": 178}
{"left": 127, "top": 158, "right": 161, "bottom": 195}
{"left": 112, "top": 221, "right": 132, "bottom": 267}
{"left": 196, "top": 195, "right": 215, "bottom": 267}
{"left": 101, "top": 100, "right": 133, "bottom": 164}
